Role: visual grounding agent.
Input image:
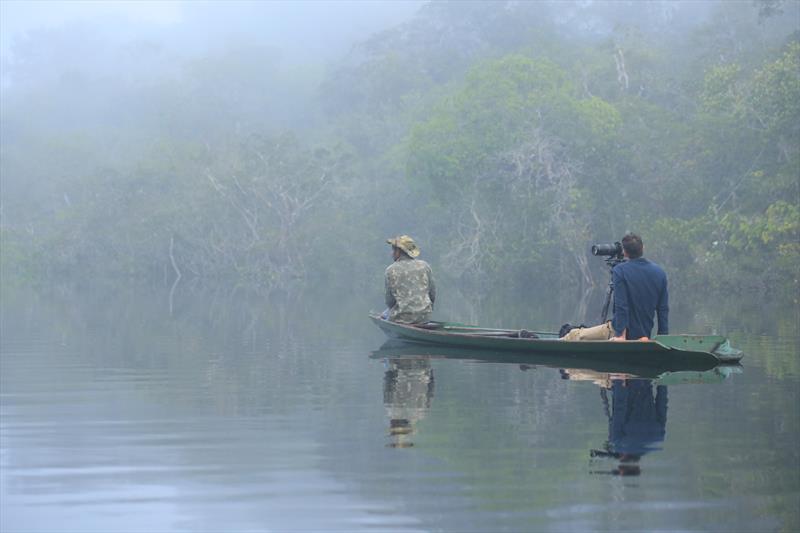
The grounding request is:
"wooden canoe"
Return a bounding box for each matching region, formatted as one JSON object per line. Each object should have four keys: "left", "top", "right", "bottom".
{"left": 369, "top": 315, "right": 743, "bottom": 367}
{"left": 371, "top": 340, "right": 743, "bottom": 382}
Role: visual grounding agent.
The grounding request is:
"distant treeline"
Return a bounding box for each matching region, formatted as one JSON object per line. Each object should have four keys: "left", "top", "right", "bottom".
{"left": 1, "top": 1, "right": 798, "bottom": 296}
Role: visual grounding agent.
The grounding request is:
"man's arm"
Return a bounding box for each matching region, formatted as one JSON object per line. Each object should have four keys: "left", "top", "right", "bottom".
{"left": 385, "top": 273, "right": 396, "bottom": 308}
{"left": 657, "top": 276, "right": 669, "bottom": 335}
{"left": 611, "top": 268, "right": 629, "bottom": 338}
{"left": 428, "top": 267, "right": 436, "bottom": 307}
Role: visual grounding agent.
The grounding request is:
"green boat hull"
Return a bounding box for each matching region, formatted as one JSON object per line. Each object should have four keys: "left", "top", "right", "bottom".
{"left": 371, "top": 340, "right": 743, "bottom": 381}
{"left": 369, "top": 315, "right": 742, "bottom": 367}
{"left": 371, "top": 340, "right": 714, "bottom": 375}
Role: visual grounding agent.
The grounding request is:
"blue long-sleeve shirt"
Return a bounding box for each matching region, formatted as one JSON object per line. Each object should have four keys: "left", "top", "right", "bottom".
{"left": 611, "top": 257, "right": 669, "bottom": 339}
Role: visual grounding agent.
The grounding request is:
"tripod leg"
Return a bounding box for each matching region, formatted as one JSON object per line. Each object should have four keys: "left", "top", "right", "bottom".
{"left": 600, "top": 283, "right": 613, "bottom": 324}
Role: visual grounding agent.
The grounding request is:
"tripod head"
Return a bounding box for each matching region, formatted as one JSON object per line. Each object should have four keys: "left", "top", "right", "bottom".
{"left": 603, "top": 255, "right": 625, "bottom": 272}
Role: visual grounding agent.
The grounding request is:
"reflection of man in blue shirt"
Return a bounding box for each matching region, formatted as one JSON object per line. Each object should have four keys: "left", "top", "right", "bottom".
{"left": 591, "top": 379, "right": 668, "bottom": 476}
{"left": 611, "top": 233, "right": 669, "bottom": 340}
{"left": 608, "top": 379, "right": 668, "bottom": 457}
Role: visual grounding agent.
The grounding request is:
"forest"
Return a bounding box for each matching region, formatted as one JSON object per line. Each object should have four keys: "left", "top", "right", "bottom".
{"left": 1, "top": 0, "right": 798, "bottom": 300}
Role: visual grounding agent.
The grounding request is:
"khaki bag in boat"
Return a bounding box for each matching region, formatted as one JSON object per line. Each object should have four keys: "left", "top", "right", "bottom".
{"left": 562, "top": 321, "right": 613, "bottom": 341}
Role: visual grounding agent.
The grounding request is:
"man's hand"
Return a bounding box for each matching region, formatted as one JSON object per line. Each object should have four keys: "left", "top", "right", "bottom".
{"left": 610, "top": 335, "right": 626, "bottom": 342}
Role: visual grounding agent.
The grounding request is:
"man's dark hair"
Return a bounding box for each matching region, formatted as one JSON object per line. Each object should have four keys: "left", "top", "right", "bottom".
{"left": 621, "top": 233, "right": 643, "bottom": 259}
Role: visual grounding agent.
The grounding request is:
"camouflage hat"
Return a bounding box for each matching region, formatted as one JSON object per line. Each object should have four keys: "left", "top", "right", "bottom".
{"left": 386, "top": 235, "right": 420, "bottom": 258}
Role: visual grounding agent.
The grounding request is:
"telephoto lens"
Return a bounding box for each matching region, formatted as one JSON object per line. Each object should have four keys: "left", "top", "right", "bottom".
{"left": 591, "top": 242, "right": 622, "bottom": 256}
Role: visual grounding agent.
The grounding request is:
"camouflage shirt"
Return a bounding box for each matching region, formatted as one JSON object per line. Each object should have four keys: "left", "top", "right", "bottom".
{"left": 385, "top": 256, "right": 436, "bottom": 324}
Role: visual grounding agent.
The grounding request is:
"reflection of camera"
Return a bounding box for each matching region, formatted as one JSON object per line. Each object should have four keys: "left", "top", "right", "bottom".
{"left": 591, "top": 242, "right": 623, "bottom": 258}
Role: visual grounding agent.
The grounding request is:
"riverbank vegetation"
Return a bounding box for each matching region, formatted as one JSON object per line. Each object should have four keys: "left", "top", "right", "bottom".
{"left": 1, "top": 1, "right": 797, "bottom": 298}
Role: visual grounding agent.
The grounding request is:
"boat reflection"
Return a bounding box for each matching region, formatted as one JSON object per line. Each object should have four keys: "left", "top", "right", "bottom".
{"left": 373, "top": 340, "right": 742, "bottom": 472}
{"left": 560, "top": 365, "right": 741, "bottom": 476}
{"left": 559, "top": 364, "right": 743, "bottom": 387}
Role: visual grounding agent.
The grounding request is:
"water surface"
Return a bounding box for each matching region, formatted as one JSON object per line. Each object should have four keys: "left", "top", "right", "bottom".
{"left": 1, "top": 285, "right": 798, "bottom": 532}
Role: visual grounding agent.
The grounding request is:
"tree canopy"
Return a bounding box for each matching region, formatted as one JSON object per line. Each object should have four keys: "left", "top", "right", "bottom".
{"left": 1, "top": 0, "right": 797, "bottom": 297}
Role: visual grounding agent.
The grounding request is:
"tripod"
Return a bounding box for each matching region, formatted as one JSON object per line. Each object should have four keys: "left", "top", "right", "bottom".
{"left": 598, "top": 255, "right": 625, "bottom": 324}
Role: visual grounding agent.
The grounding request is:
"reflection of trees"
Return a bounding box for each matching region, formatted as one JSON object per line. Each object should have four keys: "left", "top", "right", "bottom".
{"left": 383, "top": 358, "right": 434, "bottom": 448}
{"left": 0, "top": 282, "right": 372, "bottom": 418}
{"left": 5, "top": 281, "right": 794, "bottom": 531}
{"left": 0, "top": 284, "right": 382, "bottom": 502}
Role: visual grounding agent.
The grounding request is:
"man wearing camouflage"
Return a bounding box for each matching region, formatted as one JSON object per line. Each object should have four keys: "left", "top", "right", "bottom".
{"left": 382, "top": 235, "right": 436, "bottom": 324}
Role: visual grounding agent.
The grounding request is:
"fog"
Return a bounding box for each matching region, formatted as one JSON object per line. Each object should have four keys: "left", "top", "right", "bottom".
{"left": 0, "top": 0, "right": 797, "bottom": 300}
{"left": 2, "top": 5, "right": 798, "bottom": 532}
{"left": 1, "top": 1, "right": 423, "bottom": 62}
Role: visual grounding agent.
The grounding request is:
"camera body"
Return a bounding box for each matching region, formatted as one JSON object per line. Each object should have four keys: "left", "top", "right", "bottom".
{"left": 591, "top": 242, "right": 623, "bottom": 259}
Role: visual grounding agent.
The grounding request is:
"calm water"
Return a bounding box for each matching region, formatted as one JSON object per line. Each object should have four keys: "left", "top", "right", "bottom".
{"left": 1, "top": 284, "right": 798, "bottom": 532}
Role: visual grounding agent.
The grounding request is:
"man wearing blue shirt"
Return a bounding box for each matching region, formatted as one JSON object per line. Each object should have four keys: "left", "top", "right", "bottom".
{"left": 611, "top": 234, "right": 669, "bottom": 341}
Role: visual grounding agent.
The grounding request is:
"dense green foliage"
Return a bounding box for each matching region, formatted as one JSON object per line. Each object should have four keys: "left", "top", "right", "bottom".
{"left": 1, "top": 1, "right": 798, "bottom": 297}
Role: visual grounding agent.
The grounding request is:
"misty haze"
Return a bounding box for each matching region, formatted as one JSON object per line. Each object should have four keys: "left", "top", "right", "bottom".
{"left": 0, "top": 1, "right": 798, "bottom": 532}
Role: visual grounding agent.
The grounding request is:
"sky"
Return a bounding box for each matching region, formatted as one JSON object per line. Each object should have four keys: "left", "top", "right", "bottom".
{"left": 0, "top": 0, "right": 425, "bottom": 63}
{"left": 1, "top": 1, "right": 180, "bottom": 52}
